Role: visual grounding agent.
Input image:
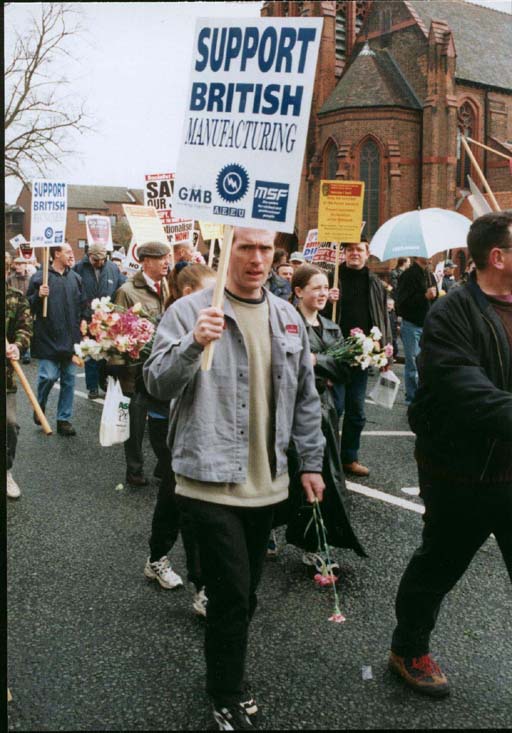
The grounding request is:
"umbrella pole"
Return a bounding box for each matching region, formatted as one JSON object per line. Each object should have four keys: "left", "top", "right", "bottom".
{"left": 332, "top": 242, "right": 340, "bottom": 323}
{"left": 460, "top": 137, "right": 501, "bottom": 212}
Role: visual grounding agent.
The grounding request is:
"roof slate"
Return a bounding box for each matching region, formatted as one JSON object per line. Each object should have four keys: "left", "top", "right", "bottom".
{"left": 407, "top": 0, "right": 512, "bottom": 91}
{"left": 320, "top": 46, "right": 422, "bottom": 114}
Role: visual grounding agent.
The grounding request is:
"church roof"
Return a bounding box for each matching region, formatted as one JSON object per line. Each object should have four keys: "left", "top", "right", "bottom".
{"left": 406, "top": 0, "right": 512, "bottom": 91}
{"left": 319, "top": 45, "right": 422, "bottom": 115}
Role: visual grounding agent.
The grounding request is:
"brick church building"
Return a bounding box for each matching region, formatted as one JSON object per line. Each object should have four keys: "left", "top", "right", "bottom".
{"left": 262, "top": 0, "right": 512, "bottom": 270}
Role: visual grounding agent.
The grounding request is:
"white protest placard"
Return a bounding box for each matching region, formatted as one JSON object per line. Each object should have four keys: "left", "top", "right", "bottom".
{"left": 125, "top": 237, "right": 141, "bottom": 274}
{"left": 303, "top": 228, "right": 319, "bottom": 261}
{"left": 10, "top": 233, "right": 28, "bottom": 248}
{"left": 173, "top": 18, "right": 323, "bottom": 233}
{"left": 144, "top": 173, "right": 194, "bottom": 245}
{"left": 30, "top": 180, "right": 67, "bottom": 247}
{"left": 86, "top": 215, "right": 113, "bottom": 251}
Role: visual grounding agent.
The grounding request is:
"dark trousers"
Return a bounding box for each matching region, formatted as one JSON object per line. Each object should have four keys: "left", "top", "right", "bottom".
{"left": 7, "top": 393, "right": 18, "bottom": 471}
{"left": 391, "top": 469, "right": 512, "bottom": 657}
{"left": 336, "top": 367, "right": 369, "bottom": 464}
{"left": 178, "top": 497, "right": 274, "bottom": 702}
{"left": 124, "top": 392, "right": 147, "bottom": 477}
{"left": 147, "top": 417, "right": 202, "bottom": 588}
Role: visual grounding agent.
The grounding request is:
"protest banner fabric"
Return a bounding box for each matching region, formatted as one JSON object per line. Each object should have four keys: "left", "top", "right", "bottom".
{"left": 173, "top": 18, "right": 322, "bottom": 233}
{"left": 86, "top": 215, "right": 113, "bottom": 251}
{"left": 318, "top": 180, "right": 365, "bottom": 243}
{"left": 30, "top": 180, "right": 67, "bottom": 247}
{"left": 144, "top": 173, "right": 194, "bottom": 245}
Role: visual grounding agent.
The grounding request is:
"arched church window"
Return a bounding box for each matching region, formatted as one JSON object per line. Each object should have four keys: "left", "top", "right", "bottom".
{"left": 359, "top": 138, "right": 381, "bottom": 239}
{"left": 457, "top": 102, "right": 476, "bottom": 189}
{"left": 324, "top": 140, "right": 338, "bottom": 180}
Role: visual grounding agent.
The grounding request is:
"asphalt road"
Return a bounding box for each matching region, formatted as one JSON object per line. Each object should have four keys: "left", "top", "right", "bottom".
{"left": 6, "top": 362, "right": 512, "bottom": 730}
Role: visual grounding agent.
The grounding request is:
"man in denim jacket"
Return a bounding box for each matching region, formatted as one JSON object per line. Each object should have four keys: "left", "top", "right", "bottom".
{"left": 144, "top": 226, "right": 325, "bottom": 730}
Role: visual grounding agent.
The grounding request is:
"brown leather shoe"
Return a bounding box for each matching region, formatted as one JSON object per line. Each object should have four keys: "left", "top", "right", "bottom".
{"left": 126, "top": 473, "right": 149, "bottom": 487}
{"left": 343, "top": 461, "right": 370, "bottom": 477}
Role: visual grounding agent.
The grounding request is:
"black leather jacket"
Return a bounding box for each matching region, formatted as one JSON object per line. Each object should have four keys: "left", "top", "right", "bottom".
{"left": 409, "top": 272, "right": 512, "bottom": 483}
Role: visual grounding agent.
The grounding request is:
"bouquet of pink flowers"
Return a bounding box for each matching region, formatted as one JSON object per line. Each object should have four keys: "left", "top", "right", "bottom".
{"left": 326, "top": 326, "right": 393, "bottom": 370}
{"left": 74, "top": 296, "right": 156, "bottom": 364}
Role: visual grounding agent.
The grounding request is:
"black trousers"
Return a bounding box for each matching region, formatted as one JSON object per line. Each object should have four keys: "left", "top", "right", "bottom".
{"left": 147, "top": 417, "right": 202, "bottom": 588}
{"left": 124, "top": 392, "right": 148, "bottom": 478}
{"left": 391, "top": 468, "right": 512, "bottom": 657}
{"left": 178, "top": 496, "right": 274, "bottom": 702}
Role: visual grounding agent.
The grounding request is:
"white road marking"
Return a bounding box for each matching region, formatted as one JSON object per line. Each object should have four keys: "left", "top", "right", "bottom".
{"left": 346, "top": 480, "right": 424, "bottom": 515}
{"left": 52, "top": 383, "right": 105, "bottom": 405}
{"left": 362, "top": 431, "right": 414, "bottom": 436}
{"left": 401, "top": 486, "right": 420, "bottom": 496}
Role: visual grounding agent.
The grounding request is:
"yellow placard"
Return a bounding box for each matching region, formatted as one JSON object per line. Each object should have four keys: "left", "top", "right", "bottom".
{"left": 122, "top": 204, "right": 169, "bottom": 246}
{"left": 199, "top": 221, "right": 224, "bottom": 241}
{"left": 317, "top": 180, "right": 365, "bottom": 243}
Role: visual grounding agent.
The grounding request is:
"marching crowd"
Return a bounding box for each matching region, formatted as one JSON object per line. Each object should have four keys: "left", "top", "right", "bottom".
{"left": 5, "top": 211, "right": 512, "bottom": 730}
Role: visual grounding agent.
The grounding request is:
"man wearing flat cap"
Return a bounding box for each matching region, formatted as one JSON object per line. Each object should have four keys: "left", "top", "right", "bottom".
{"left": 113, "top": 241, "right": 171, "bottom": 487}
{"left": 441, "top": 259, "right": 458, "bottom": 293}
{"left": 74, "top": 243, "right": 126, "bottom": 399}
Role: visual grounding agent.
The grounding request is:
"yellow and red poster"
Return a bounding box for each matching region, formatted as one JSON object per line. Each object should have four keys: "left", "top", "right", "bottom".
{"left": 318, "top": 180, "right": 365, "bottom": 243}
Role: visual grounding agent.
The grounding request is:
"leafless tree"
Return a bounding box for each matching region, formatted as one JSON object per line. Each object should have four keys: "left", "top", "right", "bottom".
{"left": 5, "top": 3, "right": 92, "bottom": 184}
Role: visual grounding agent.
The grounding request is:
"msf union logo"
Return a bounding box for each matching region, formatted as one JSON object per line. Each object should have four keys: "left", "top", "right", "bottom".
{"left": 216, "top": 164, "right": 249, "bottom": 203}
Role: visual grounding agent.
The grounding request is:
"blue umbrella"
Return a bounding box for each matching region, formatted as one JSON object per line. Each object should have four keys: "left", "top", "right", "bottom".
{"left": 370, "top": 208, "right": 471, "bottom": 262}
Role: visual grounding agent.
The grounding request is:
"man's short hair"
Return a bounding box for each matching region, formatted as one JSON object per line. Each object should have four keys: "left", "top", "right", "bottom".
{"left": 49, "top": 245, "right": 63, "bottom": 259}
{"left": 467, "top": 211, "right": 512, "bottom": 270}
{"left": 396, "top": 257, "right": 409, "bottom": 268}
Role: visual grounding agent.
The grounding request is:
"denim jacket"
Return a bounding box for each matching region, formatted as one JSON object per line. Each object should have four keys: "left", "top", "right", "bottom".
{"left": 143, "top": 286, "right": 325, "bottom": 483}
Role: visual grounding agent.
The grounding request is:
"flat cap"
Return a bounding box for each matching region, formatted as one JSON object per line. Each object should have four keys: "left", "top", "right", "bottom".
{"left": 88, "top": 243, "right": 108, "bottom": 258}
{"left": 289, "top": 251, "right": 306, "bottom": 262}
{"left": 137, "top": 241, "right": 171, "bottom": 259}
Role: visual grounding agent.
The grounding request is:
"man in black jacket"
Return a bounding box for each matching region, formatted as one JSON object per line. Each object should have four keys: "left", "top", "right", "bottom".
{"left": 328, "top": 241, "right": 392, "bottom": 477}
{"left": 73, "top": 243, "right": 126, "bottom": 399}
{"left": 27, "top": 243, "right": 88, "bottom": 436}
{"left": 396, "top": 257, "right": 438, "bottom": 404}
{"left": 389, "top": 211, "right": 512, "bottom": 698}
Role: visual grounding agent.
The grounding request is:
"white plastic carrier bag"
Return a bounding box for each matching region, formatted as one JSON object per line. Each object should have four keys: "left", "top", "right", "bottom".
{"left": 99, "top": 376, "right": 131, "bottom": 446}
{"left": 368, "top": 369, "right": 401, "bottom": 409}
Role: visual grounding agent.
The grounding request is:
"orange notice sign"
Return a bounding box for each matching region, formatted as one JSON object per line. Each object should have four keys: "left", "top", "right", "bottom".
{"left": 317, "top": 180, "right": 365, "bottom": 243}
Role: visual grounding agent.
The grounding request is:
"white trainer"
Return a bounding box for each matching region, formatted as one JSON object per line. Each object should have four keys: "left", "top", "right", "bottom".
{"left": 193, "top": 587, "right": 208, "bottom": 617}
{"left": 6, "top": 471, "right": 21, "bottom": 500}
{"left": 144, "top": 556, "right": 183, "bottom": 589}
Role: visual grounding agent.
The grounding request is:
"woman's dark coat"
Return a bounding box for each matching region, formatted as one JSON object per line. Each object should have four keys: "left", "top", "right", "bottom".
{"left": 281, "top": 313, "right": 367, "bottom": 557}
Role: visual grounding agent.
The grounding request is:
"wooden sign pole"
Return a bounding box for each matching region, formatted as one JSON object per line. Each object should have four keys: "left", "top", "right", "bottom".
{"left": 201, "top": 225, "right": 234, "bottom": 371}
{"left": 466, "top": 137, "right": 512, "bottom": 161}
{"left": 42, "top": 247, "right": 50, "bottom": 317}
{"left": 331, "top": 241, "right": 341, "bottom": 323}
{"left": 6, "top": 340, "right": 52, "bottom": 435}
{"left": 207, "top": 239, "right": 215, "bottom": 268}
{"left": 460, "top": 136, "right": 501, "bottom": 212}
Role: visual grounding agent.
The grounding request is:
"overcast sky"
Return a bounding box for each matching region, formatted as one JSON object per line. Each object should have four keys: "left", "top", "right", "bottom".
{"left": 5, "top": 0, "right": 511, "bottom": 204}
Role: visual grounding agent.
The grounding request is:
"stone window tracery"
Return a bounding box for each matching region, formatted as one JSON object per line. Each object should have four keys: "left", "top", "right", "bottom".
{"left": 324, "top": 140, "right": 339, "bottom": 180}
{"left": 457, "top": 101, "right": 477, "bottom": 189}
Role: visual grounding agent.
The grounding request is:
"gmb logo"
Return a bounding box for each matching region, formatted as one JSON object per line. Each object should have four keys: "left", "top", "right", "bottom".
{"left": 216, "top": 164, "right": 249, "bottom": 203}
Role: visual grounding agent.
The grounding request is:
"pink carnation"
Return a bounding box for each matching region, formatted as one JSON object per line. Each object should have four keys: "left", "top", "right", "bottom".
{"left": 384, "top": 343, "right": 394, "bottom": 358}
{"left": 350, "top": 327, "right": 364, "bottom": 337}
{"left": 328, "top": 612, "right": 346, "bottom": 624}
